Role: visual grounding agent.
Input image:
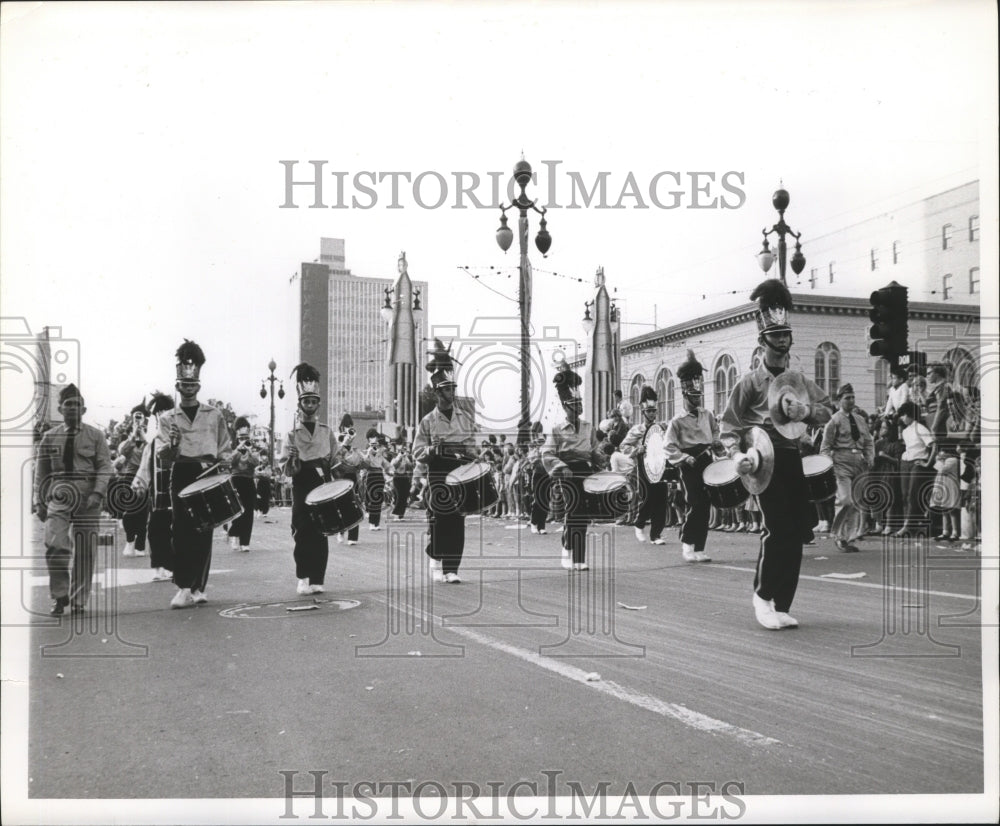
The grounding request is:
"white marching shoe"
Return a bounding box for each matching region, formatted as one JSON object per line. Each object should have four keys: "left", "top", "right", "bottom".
{"left": 310, "top": 583, "right": 325, "bottom": 594}
{"left": 694, "top": 551, "right": 711, "bottom": 563}
{"left": 191, "top": 590, "right": 208, "bottom": 604}
{"left": 774, "top": 611, "right": 799, "bottom": 628}
{"left": 634, "top": 527, "right": 647, "bottom": 543}
{"left": 561, "top": 549, "right": 573, "bottom": 570}
{"left": 296, "top": 578, "right": 311, "bottom": 595}
{"left": 123, "top": 541, "right": 136, "bottom": 558}
{"left": 753, "top": 593, "right": 783, "bottom": 630}
{"left": 170, "top": 588, "right": 194, "bottom": 609}
{"left": 681, "top": 543, "right": 698, "bottom": 562}
{"left": 230, "top": 536, "right": 240, "bottom": 551}
{"left": 429, "top": 558, "right": 445, "bottom": 583}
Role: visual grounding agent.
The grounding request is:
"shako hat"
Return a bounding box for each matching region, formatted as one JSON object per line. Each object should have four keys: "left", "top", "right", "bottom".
{"left": 639, "top": 384, "right": 658, "bottom": 411}
{"left": 426, "top": 338, "right": 458, "bottom": 389}
{"left": 175, "top": 339, "right": 206, "bottom": 381}
{"left": 750, "top": 278, "right": 794, "bottom": 335}
{"left": 291, "top": 362, "right": 321, "bottom": 399}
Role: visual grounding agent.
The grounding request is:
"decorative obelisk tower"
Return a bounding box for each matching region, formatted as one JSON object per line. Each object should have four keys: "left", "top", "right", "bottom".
{"left": 585, "top": 266, "right": 616, "bottom": 426}
{"left": 384, "top": 252, "right": 421, "bottom": 434}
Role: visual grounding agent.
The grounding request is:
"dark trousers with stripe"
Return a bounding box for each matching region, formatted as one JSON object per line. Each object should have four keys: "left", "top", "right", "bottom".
{"left": 170, "top": 462, "right": 213, "bottom": 592}
{"left": 291, "top": 466, "right": 330, "bottom": 584}
{"left": 678, "top": 446, "right": 712, "bottom": 551}
{"left": 121, "top": 477, "right": 149, "bottom": 551}
{"left": 365, "top": 470, "right": 385, "bottom": 527}
{"left": 530, "top": 464, "right": 550, "bottom": 531}
{"left": 754, "top": 448, "right": 812, "bottom": 613}
{"left": 425, "top": 458, "right": 466, "bottom": 574}
{"left": 392, "top": 475, "right": 410, "bottom": 517}
{"left": 561, "top": 460, "right": 592, "bottom": 564}
{"left": 147, "top": 506, "right": 174, "bottom": 571}
{"left": 634, "top": 473, "right": 668, "bottom": 541}
{"left": 227, "top": 475, "right": 257, "bottom": 545}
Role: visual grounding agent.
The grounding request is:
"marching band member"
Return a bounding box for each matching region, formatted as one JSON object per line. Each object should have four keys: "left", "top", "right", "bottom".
{"left": 363, "top": 428, "right": 391, "bottom": 531}
{"left": 158, "top": 340, "right": 232, "bottom": 609}
{"left": 621, "top": 385, "right": 668, "bottom": 545}
{"left": 665, "top": 351, "right": 721, "bottom": 562}
{"left": 333, "top": 426, "right": 364, "bottom": 546}
{"left": 542, "top": 358, "right": 606, "bottom": 571}
{"left": 34, "top": 384, "right": 113, "bottom": 615}
{"left": 412, "top": 340, "right": 477, "bottom": 584}
{"left": 227, "top": 416, "right": 259, "bottom": 552}
{"left": 118, "top": 401, "right": 151, "bottom": 558}
{"left": 527, "top": 421, "right": 550, "bottom": 535}
{"left": 133, "top": 391, "right": 175, "bottom": 581}
{"left": 283, "top": 363, "right": 339, "bottom": 594}
{"left": 721, "top": 280, "right": 833, "bottom": 630}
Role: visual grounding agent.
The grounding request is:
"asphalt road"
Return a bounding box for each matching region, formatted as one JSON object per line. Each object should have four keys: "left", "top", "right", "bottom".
{"left": 18, "top": 505, "right": 988, "bottom": 809}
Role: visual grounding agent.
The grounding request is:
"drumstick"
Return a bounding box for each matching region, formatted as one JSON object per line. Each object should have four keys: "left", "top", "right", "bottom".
{"left": 196, "top": 461, "right": 223, "bottom": 480}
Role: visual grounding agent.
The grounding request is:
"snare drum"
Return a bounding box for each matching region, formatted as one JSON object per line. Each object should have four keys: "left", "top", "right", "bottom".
{"left": 702, "top": 460, "right": 750, "bottom": 510}
{"left": 305, "top": 480, "right": 365, "bottom": 535}
{"left": 582, "top": 472, "right": 632, "bottom": 523}
{"left": 445, "top": 462, "right": 500, "bottom": 515}
{"left": 801, "top": 455, "right": 836, "bottom": 502}
{"left": 178, "top": 474, "right": 243, "bottom": 533}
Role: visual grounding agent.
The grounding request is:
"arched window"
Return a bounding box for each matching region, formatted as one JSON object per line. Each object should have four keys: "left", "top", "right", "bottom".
{"left": 629, "top": 374, "right": 645, "bottom": 424}
{"left": 750, "top": 346, "right": 764, "bottom": 371}
{"left": 814, "top": 342, "right": 840, "bottom": 396}
{"left": 943, "top": 347, "right": 977, "bottom": 391}
{"left": 655, "top": 368, "right": 675, "bottom": 421}
{"left": 713, "top": 354, "right": 737, "bottom": 416}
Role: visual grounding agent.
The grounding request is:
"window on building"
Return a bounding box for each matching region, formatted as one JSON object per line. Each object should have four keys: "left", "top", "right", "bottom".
{"left": 629, "top": 374, "right": 646, "bottom": 424}
{"left": 814, "top": 342, "right": 841, "bottom": 396}
{"left": 809, "top": 268, "right": 817, "bottom": 289}
{"left": 750, "top": 346, "right": 764, "bottom": 371}
{"left": 942, "top": 223, "right": 953, "bottom": 250}
{"left": 892, "top": 241, "right": 899, "bottom": 264}
{"left": 656, "top": 368, "right": 675, "bottom": 421}
{"left": 942, "top": 273, "right": 952, "bottom": 301}
{"left": 713, "top": 354, "right": 737, "bottom": 416}
{"left": 970, "top": 267, "right": 980, "bottom": 294}
{"left": 828, "top": 261, "right": 835, "bottom": 283}
{"left": 969, "top": 215, "right": 979, "bottom": 241}
{"left": 870, "top": 248, "right": 878, "bottom": 271}
{"left": 874, "top": 358, "right": 889, "bottom": 409}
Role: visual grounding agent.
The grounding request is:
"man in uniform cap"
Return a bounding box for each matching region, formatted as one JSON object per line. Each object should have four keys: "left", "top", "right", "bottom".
{"left": 621, "top": 385, "right": 669, "bottom": 545}
{"left": 158, "top": 339, "right": 232, "bottom": 608}
{"left": 283, "top": 363, "right": 340, "bottom": 593}
{"left": 721, "top": 279, "right": 834, "bottom": 630}
{"left": 820, "top": 383, "right": 874, "bottom": 552}
{"left": 542, "top": 358, "right": 607, "bottom": 571}
{"left": 665, "top": 350, "right": 721, "bottom": 562}
{"left": 412, "top": 340, "right": 477, "bottom": 583}
{"left": 34, "top": 384, "right": 113, "bottom": 615}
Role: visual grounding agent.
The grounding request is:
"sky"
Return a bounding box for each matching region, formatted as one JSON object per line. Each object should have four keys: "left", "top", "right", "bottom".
{"left": 1, "top": 0, "right": 996, "bottom": 434}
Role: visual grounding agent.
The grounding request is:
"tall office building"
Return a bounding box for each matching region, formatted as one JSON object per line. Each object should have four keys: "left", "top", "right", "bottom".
{"left": 299, "top": 238, "right": 429, "bottom": 427}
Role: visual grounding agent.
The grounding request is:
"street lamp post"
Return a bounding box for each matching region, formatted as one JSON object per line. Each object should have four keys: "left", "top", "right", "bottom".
{"left": 495, "top": 157, "right": 551, "bottom": 445}
{"left": 757, "top": 183, "right": 806, "bottom": 286}
{"left": 259, "top": 359, "right": 285, "bottom": 468}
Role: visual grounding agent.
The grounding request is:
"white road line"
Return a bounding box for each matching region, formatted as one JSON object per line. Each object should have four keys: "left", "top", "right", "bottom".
{"left": 712, "top": 564, "right": 979, "bottom": 601}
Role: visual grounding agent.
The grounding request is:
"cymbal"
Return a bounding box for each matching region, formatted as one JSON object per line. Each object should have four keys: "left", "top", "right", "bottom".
{"left": 739, "top": 426, "right": 774, "bottom": 495}
{"left": 768, "top": 371, "right": 810, "bottom": 439}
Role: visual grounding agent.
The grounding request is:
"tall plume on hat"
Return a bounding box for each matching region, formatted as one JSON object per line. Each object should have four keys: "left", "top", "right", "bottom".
{"left": 175, "top": 339, "right": 206, "bottom": 381}
{"left": 677, "top": 349, "right": 706, "bottom": 396}
{"left": 130, "top": 397, "right": 149, "bottom": 417}
{"left": 750, "top": 278, "right": 794, "bottom": 334}
{"left": 639, "top": 383, "right": 658, "bottom": 409}
{"left": 147, "top": 391, "right": 174, "bottom": 414}
{"left": 291, "top": 362, "right": 322, "bottom": 398}
{"left": 553, "top": 363, "right": 583, "bottom": 404}
{"left": 426, "top": 338, "right": 458, "bottom": 389}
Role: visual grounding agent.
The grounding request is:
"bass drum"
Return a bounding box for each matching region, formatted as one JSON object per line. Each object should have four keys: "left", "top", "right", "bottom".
{"left": 305, "top": 480, "right": 365, "bottom": 535}
{"left": 802, "top": 454, "right": 836, "bottom": 503}
{"left": 582, "top": 472, "right": 632, "bottom": 523}
{"left": 702, "top": 460, "right": 750, "bottom": 510}
{"left": 642, "top": 425, "right": 667, "bottom": 483}
{"left": 445, "top": 461, "right": 500, "bottom": 515}
{"left": 177, "top": 474, "right": 243, "bottom": 533}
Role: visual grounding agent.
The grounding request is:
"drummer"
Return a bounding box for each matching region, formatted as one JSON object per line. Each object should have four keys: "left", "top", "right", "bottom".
{"left": 721, "top": 280, "right": 833, "bottom": 630}
{"left": 158, "top": 340, "right": 232, "bottom": 609}
{"left": 542, "top": 358, "right": 607, "bottom": 571}
{"left": 621, "top": 385, "right": 669, "bottom": 545}
{"left": 665, "top": 350, "right": 721, "bottom": 563}
{"left": 283, "top": 363, "right": 339, "bottom": 594}
{"left": 820, "top": 383, "right": 874, "bottom": 553}
{"left": 412, "top": 340, "right": 477, "bottom": 584}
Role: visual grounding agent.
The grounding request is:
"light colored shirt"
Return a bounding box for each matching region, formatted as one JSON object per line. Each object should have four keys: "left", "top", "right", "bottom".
{"left": 883, "top": 383, "right": 910, "bottom": 417}
{"left": 542, "top": 419, "right": 601, "bottom": 465}
{"left": 157, "top": 403, "right": 231, "bottom": 463}
{"left": 721, "top": 365, "right": 834, "bottom": 450}
{"left": 820, "top": 408, "right": 875, "bottom": 465}
{"left": 619, "top": 421, "right": 658, "bottom": 458}
{"left": 665, "top": 408, "right": 719, "bottom": 465}
{"left": 34, "top": 422, "right": 113, "bottom": 506}
{"left": 283, "top": 421, "right": 338, "bottom": 468}
{"left": 901, "top": 420, "right": 935, "bottom": 462}
{"left": 412, "top": 406, "right": 477, "bottom": 464}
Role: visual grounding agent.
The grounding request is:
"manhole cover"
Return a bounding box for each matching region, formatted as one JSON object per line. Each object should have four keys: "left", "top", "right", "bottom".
{"left": 219, "top": 598, "right": 361, "bottom": 618}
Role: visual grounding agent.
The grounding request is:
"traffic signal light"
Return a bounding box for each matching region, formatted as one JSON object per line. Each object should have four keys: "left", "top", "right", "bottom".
{"left": 868, "top": 281, "right": 908, "bottom": 360}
